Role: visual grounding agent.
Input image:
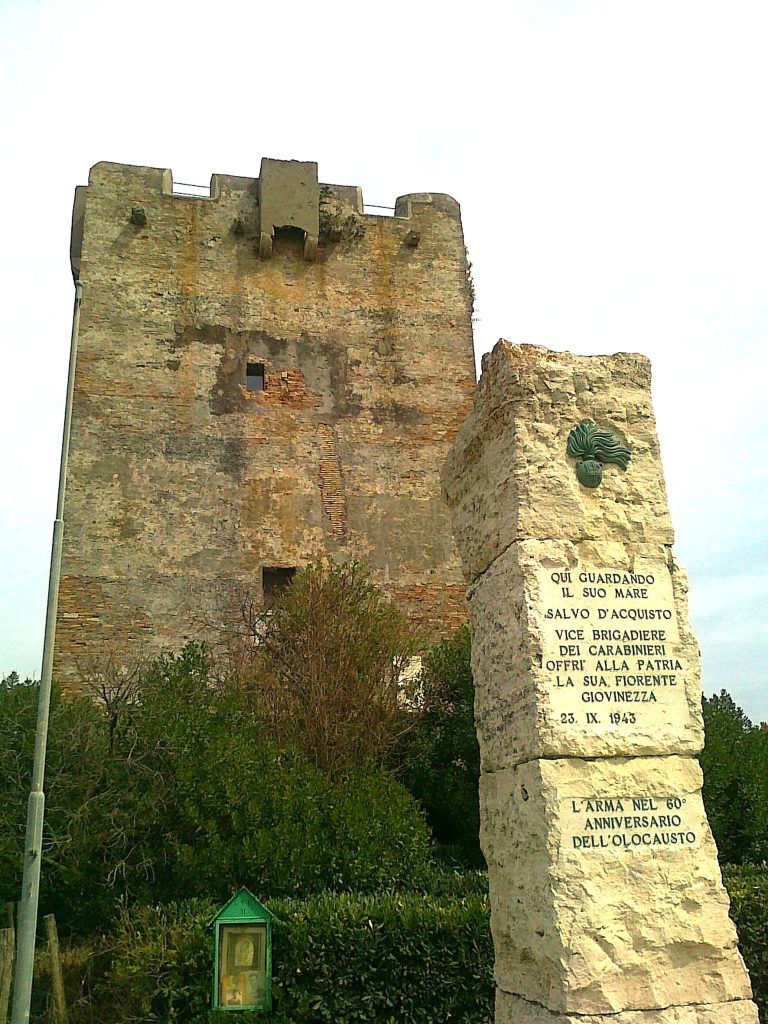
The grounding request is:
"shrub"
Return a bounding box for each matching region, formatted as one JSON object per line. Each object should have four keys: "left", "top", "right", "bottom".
{"left": 701, "top": 692, "right": 768, "bottom": 864}
{"left": 400, "top": 626, "right": 483, "bottom": 865}
{"left": 723, "top": 864, "right": 768, "bottom": 1023}
{"left": 105, "top": 899, "right": 216, "bottom": 1023}
{"left": 1, "top": 646, "right": 433, "bottom": 936}
{"left": 229, "top": 560, "right": 417, "bottom": 779}
{"left": 0, "top": 677, "right": 116, "bottom": 934}
{"left": 31, "top": 867, "right": 767, "bottom": 1024}
{"left": 166, "top": 747, "right": 433, "bottom": 901}
{"left": 100, "top": 890, "right": 493, "bottom": 1024}
{"left": 0, "top": 675, "right": 39, "bottom": 908}
{"left": 31, "top": 940, "right": 114, "bottom": 1024}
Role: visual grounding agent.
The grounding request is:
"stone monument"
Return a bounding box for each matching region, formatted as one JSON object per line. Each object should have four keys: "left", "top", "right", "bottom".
{"left": 442, "top": 342, "right": 759, "bottom": 1023}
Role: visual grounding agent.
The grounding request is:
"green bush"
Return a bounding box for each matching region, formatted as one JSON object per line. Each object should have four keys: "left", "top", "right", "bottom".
{"left": 104, "top": 899, "right": 215, "bottom": 1023}
{"left": 0, "top": 676, "right": 115, "bottom": 934}
{"left": 701, "top": 692, "right": 768, "bottom": 864}
{"left": 724, "top": 864, "right": 768, "bottom": 1023}
{"left": 229, "top": 559, "right": 418, "bottom": 780}
{"left": 400, "top": 626, "right": 483, "bottom": 867}
{"left": 30, "top": 939, "right": 113, "bottom": 1024}
{"left": 32, "top": 867, "right": 767, "bottom": 1024}
{"left": 1, "top": 647, "right": 433, "bottom": 936}
{"left": 100, "top": 890, "right": 493, "bottom": 1024}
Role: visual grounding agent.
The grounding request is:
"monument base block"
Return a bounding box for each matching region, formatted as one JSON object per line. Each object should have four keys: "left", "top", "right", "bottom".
{"left": 497, "top": 991, "right": 759, "bottom": 1023}
{"left": 482, "top": 755, "right": 753, "bottom": 1014}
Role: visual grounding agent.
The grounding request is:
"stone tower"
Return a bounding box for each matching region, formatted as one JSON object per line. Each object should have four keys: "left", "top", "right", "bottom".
{"left": 56, "top": 158, "right": 476, "bottom": 688}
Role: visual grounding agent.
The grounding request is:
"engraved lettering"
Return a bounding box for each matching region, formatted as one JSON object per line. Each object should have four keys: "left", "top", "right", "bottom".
{"left": 539, "top": 563, "right": 690, "bottom": 734}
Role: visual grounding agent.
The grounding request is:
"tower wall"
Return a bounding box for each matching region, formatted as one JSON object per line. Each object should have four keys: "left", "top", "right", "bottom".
{"left": 56, "top": 159, "right": 476, "bottom": 687}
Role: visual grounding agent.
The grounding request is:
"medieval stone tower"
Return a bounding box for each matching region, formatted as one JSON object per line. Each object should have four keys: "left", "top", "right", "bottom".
{"left": 56, "top": 158, "right": 476, "bottom": 687}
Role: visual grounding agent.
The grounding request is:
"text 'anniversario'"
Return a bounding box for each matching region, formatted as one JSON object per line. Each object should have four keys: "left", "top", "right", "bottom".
{"left": 566, "top": 795, "right": 698, "bottom": 851}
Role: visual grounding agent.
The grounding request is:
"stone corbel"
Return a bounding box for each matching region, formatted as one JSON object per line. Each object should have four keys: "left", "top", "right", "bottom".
{"left": 258, "top": 232, "right": 273, "bottom": 260}
{"left": 303, "top": 233, "right": 318, "bottom": 262}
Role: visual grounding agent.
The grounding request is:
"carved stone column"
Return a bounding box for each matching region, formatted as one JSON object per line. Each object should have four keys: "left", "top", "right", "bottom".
{"left": 442, "top": 341, "right": 758, "bottom": 1024}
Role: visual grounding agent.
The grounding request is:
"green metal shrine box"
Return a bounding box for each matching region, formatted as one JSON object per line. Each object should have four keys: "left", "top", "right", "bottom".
{"left": 211, "top": 888, "right": 273, "bottom": 1011}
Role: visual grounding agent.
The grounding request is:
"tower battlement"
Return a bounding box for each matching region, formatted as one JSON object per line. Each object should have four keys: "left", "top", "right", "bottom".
{"left": 57, "top": 157, "right": 475, "bottom": 689}
{"left": 71, "top": 159, "right": 462, "bottom": 278}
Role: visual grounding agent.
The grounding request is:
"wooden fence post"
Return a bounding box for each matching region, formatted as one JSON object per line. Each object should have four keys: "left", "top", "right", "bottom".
{"left": 0, "top": 924, "right": 14, "bottom": 1024}
{"left": 44, "top": 915, "right": 67, "bottom": 1024}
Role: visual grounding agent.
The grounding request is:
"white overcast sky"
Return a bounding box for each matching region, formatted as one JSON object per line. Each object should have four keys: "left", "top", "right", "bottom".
{"left": 1, "top": 0, "right": 766, "bottom": 721}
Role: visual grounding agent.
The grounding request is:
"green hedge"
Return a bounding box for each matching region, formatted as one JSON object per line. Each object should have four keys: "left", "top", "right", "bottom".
{"left": 724, "top": 864, "right": 768, "bottom": 1023}
{"left": 102, "top": 890, "right": 493, "bottom": 1024}
{"left": 31, "top": 865, "right": 767, "bottom": 1023}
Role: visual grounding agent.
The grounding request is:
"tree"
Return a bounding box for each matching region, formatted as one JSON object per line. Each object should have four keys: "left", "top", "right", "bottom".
{"left": 231, "top": 560, "right": 418, "bottom": 779}
{"left": 700, "top": 690, "right": 768, "bottom": 864}
{"left": 0, "top": 674, "right": 113, "bottom": 933}
{"left": 400, "top": 625, "right": 483, "bottom": 866}
{"left": 0, "top": 643, "right": 433, "bottom": 937}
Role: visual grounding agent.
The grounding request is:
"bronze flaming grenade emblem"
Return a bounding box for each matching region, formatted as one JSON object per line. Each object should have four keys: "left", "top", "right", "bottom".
{"left": 566, "top": 421, "right": 631, "bottom": 488}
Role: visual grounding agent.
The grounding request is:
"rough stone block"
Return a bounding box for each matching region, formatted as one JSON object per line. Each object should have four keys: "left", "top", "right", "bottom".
{"left": 443, "top": 340, "right": 758, "bottom": 1024}
{"left": 496, "top": 991, "right": 759, "bottom": 1024}
{"left": 481, "top": 756, "right": 753, "bottom": 1015}
{"left": 470, "top": 538, "right": 704, "bottom": 771}
{"left": 258, "top": 157, "right": 319, "bottom": 254}
{"left": 442, "top": 343, "right": 675, "bottom": 583}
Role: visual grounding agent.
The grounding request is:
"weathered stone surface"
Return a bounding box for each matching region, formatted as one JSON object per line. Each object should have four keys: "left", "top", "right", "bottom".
{"left": 56, "top": 159, "right": 476, "bottom": 688}
{"left": 482, "top": 756, "right": 752, "bottom": 1014}
{"left": 497, "top": 991, "right": 759, "bottom": 1024}
{"left": 443, "top": 341, "right": 758, "bottom": 1023}
{"left": 258, "top": 157, "right": 319, "bottom": 258}
{"left": 470, "top": 537, "right": 704, "bottom": 771}
{"left": 442, "top": 342, "right": 675, "bottom": 583}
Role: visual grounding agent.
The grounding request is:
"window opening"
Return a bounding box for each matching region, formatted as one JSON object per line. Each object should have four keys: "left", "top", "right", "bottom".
{"left": 246, "top": 362, "right": 265, "bottom": 391}
{"left": 262, "top": 566, "right": 297, "bottom": 606}
{"left": 272, "top": 225, "right": 306, "bottom": 255}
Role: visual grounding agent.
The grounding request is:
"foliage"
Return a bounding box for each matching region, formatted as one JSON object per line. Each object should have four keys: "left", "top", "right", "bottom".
{"left": 318, "top": 186, "right": 366, "bottom": 243}
{"left": 0, "top": 645, "right": 433, "bottom": 937}
{"left": 230, "top": 560, "right": 418, "bottom": 779}
{"left": 98, "top": 890, "right": 493, "bottom": 1024}
{"left": 28, "top": 866, "right": 768, "bottom": 1024}
{"left": 31, "top": 939, "right": 114, "bottom": 1024}
{"left": 464, "top": 246, "right": 477, "bottom": 321}
{"left": 0, "top": 674, "right": 114, "bottom": 934}
{"left": 32, "top": 866, "right": 768, "bottom": 1024}
{"left": 723, "top": 864, "right": 768, "bottom": 1023}
{"left": 400, "top": 626, "right": 483, "bottom": 866}
{"left": 105, "top": 898, "right": 215, "bottom": 1024}
{"left": 701, "top": 691, "right": 768, "bottom": 864}
{"left": 0, "top": 674, "right": 38, "bottom": 906}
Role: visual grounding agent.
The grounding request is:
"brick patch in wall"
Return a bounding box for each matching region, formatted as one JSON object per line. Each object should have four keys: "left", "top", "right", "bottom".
{"left": 316, "top": 423, "right": 348, "bottom": 539}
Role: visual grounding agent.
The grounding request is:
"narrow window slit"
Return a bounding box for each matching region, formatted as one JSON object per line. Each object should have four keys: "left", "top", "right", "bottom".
{"left": 246, "top": 362, "right": 265, "bottom": 391}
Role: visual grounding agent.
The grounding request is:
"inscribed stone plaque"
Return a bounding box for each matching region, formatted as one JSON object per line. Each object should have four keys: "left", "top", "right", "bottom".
{"left": 537, "top": 560, "right": 691, "bottom": 740}
{"left": 482, "top": 756, "right": 751, "bottom": 1014}
{"left": 562, "top": 791, "right": 701, "bottom": 853}
{"left": 469, "top": 541, "right": 703, "bottom": 772}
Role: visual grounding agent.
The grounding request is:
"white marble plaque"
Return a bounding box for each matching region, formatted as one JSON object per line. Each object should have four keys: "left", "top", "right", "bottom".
{"left": 561, "top": 791, "right": 702, "bottom": 854}
{"left": 537, "top": 563, "right": 691, "bottom": 738}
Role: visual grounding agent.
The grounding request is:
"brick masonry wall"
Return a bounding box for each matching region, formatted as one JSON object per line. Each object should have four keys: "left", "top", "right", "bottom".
{"left": 55, "top": 161, "right": 476, "bottom": 689}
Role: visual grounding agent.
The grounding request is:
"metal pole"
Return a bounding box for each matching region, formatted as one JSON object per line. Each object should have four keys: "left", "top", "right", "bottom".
{"left": 11, "top": 281, "right": 82, "bottom": 1024}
